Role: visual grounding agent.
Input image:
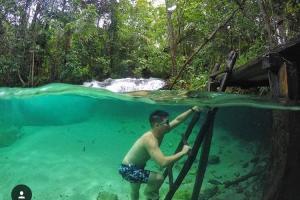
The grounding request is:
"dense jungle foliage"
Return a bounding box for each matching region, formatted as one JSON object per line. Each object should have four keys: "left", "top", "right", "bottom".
{"left": 0, "top": 0, "right": 299, "bottom": 89}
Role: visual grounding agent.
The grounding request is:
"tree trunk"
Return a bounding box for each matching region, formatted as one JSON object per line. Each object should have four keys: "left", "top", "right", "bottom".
{"left": 30, "top": 2, "right": 41, "bottom": 31}
{"left": 263, "top": 111, "right": 300, "bottom": 200}
{"left": 108, "top": 0, "right": 118, "bottom": 76}
{"left": 165, "top": 0, "right": 177, "bottom": 77}
{"left": 263, "top": 55, "right": 300, "bottom": 200}
{"left": 257, "top": 0, "right": 275, "bottom": 48}
{"left": 17, "top": 0, "right": 32, "bottom": 85}
{"left": 169, "top": 8, "right": 238, "bottom": 89}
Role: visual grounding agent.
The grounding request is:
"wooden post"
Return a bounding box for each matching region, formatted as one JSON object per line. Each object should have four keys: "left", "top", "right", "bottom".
{"left": 191, "top": 109, "right": 216, "bottom": 200}
{"left": 280, "top": 61, "right": 298, "bottom": 100}
{"left": 278, "top": 63, "right": 289, "bottom": 97}
{"left": 208, "top": 63, "right": 221, "bottom": 92}
{"left": 266, "top": 54, "right": 298, "bottom": 100}
{"left": 263, "top": 110, "right": 300, "bottom": 200}
{"left": 263, "top": 54, "right": 300, "bottom": 200}
{"left": 219, "top": 51, "right": 238, "bottom": 91}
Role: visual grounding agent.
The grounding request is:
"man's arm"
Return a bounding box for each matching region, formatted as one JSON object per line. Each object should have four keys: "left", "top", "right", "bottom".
{"left": 146, "top": 139, "right": 190, "bottom": 168}
{"left": 169, "top": 106, "right": 201, "bottom": 130}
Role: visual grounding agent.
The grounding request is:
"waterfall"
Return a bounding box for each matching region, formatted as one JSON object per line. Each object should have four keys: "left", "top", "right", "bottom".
{"left": 83, "top": 78, "right": 166, "bottom": 93}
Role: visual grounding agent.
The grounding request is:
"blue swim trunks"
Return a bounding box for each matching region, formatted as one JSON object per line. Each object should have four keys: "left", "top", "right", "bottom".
{"left": 119, "top": 164, "right": 150, "bottom": 183}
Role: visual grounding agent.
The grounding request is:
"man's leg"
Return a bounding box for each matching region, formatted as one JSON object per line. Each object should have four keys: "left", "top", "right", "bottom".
{"left": 130, "top": 182, "right": 141, "bottom": 200}
{"left": 144, "top": 172, "right": 164, "bottom": 200}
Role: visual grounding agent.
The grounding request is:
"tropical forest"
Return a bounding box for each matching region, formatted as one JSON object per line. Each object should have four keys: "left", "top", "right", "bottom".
{"left": 1, "top": 1, "right": 300, "bottom": 200}
{"left": 1, "top": 0, "right": 299, "bottom": 89}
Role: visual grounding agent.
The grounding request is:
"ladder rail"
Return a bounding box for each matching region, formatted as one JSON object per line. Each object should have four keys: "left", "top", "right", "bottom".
{"left": 164, "top": 110, "right": 215, "bottom": 200}
{"left": 162, "top": 111, "right": 201, "bottom": 180}
{"left": 191, "top": 109, "right": 217, "bottom": 200}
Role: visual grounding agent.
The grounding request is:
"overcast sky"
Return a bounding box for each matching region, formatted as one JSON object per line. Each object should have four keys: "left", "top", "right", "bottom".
{"left": 152, "top": 0, "right": 165, "bottom": 7}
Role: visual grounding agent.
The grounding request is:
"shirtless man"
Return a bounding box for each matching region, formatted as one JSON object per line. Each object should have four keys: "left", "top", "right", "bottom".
{"left": 119, "top": 106, "right": 201, "bottom": 200}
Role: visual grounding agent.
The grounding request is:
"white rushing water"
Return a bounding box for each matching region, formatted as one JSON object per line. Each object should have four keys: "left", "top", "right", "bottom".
{"left": 83, "top": 78, "right": 166, "bottom": 93}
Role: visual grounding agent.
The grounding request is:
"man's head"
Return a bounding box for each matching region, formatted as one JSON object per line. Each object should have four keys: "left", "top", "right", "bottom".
{"left": 149, "top": 110, "right": 170, "bottom": 131}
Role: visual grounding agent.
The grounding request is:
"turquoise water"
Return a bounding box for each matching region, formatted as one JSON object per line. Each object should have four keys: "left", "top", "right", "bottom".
{"left": 0, "top": 84, "right": 299, "bottom": 200}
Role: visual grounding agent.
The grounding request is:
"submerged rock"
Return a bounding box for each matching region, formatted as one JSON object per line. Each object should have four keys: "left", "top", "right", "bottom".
{"left": 208, "top": 155, "right": 220, "bottom": 165}
{"left": 242, "top": 162, "right": 249, "bottom": 168}
{"left": 173, "top": 189, "right": 190, "bottom": 200}
{"left": 208, "top": 179, "right": 222, "bottom": 185}
{"left": 250, "top": 157, "right": 260, "bottom": 164}
{"left": 236, "top": 186, "right": 244, "bottom": 193}
{"left": 96, "top": 191, "right": 118, "bottom": 200}
{"left": 0, "top": 126, "right": 21, "bottom": 148}
{"left": 234, "top": 172, "right": 241, "bottom": 177}
{"left": 199, "top": 186, "right": 219, "bottom": 200}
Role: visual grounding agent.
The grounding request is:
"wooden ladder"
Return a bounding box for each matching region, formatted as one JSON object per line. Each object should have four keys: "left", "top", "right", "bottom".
{"left": 162, "top": 51, "right": 237, "bottom": 200}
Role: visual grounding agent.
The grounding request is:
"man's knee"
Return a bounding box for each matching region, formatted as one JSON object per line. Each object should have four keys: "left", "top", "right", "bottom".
{"left": 155, "top": 174, "right": 164, "bottom": 183}
{"left": 131, "top": 191, "right": 139, "bottom": 199}
{"left": 146, "top": 173, "right": 164, "bottom": 188}
{"left": 130, "top": 183, "right": 140, "bottom": 200}
{"left": 152, "top": 174, "right": 164, "bottom": 184}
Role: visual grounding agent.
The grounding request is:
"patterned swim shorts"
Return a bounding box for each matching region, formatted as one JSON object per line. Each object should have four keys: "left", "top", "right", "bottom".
{"left": 119, "top": 164, "right": 150, "bottom": 183}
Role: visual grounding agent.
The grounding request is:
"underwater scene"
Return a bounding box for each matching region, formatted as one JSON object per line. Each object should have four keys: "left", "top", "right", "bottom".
{"left": 0, "top": 84, "right": 299, "bottom": 200}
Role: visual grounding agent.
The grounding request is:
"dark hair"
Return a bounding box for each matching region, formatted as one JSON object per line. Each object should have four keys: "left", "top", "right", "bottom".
{"left": 149, "top": 110, "right": 169, "bottom": 127}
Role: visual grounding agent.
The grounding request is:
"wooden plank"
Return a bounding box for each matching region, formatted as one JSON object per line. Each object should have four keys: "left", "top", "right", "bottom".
{"left": 268, "top": 60, "right": 299, "bottom": 100}
{"left": 208, "top": 63, "right": 221, "bottom": 92}
{"left": 216, "top": 35, "right": 300, "bottom": 88}
{"left": 219, "top": 51, "right": 237, "bottom": 91}
{"left": 285, "top": 61, "right": 299, "bottom": 100}
{"left": 278, "top": 63, "right": 289, "bottom": 97}
{"left": 219, "top": 54, "right": 282, "bottom": 87}
{"left": 268, "top": 70, "right": 280, "bottom": 98}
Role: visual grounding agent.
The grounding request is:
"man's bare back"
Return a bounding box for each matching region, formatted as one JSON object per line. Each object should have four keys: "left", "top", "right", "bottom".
{"left": 122, "top": 131, "right": 162, "bottom": 167}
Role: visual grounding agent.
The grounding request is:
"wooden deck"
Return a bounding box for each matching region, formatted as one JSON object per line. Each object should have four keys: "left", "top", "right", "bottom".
{"left": 217, "top": 35, "right": 300, "bottom": 88}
